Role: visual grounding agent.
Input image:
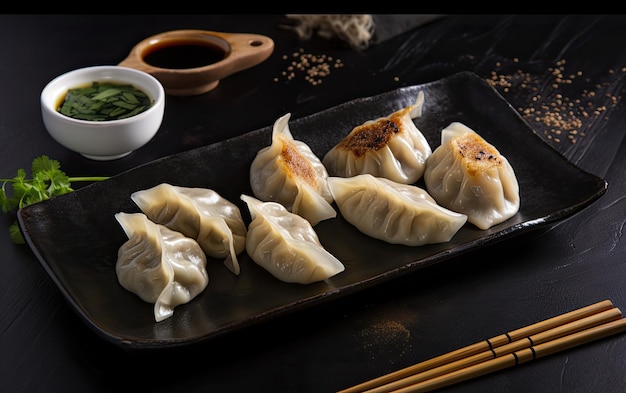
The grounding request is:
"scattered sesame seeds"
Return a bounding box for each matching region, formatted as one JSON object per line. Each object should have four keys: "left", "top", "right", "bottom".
{"left": 274, "top": 48, "right": 344, "bottom": 86}
{"left": 485, "top": 58, "right": 623, "bottom": 145}
{"left": 273, "top": 52, "right": 622, "bottom": 144}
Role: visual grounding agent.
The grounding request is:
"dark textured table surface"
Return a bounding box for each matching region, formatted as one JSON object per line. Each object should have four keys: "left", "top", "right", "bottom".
{"left": 1, "top": 15, "right": 625, "bottom": 393}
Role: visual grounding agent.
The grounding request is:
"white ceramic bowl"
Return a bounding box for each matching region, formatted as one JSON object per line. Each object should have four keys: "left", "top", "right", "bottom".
{"left": 41, "top": 65, "right": 165, "bottom": 160}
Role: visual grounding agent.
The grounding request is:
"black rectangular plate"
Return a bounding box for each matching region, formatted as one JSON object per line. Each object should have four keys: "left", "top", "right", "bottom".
{"left": 18, "top": 71, "right": 607, "bottom": 350}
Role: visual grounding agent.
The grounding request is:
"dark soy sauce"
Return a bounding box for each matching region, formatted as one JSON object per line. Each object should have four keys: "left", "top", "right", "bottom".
{"left": 143, "top": 43, "right": 226, "bottom": 69}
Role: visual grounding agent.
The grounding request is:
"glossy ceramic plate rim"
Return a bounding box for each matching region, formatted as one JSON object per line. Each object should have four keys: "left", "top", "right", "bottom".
{"left": 19, "top": 71, "right": 608, "bottom": 350}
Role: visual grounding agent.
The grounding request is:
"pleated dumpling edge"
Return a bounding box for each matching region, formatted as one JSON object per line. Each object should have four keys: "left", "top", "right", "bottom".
{"left": 424, "top": 122, "right": 520, "bottom": 230}
{"left": 240, "top": 194, "right": 345, "bottom": 285}
{"left": 249, "top": 113, "right": 336, "bottom": 226}
{"left": 115, "top": 212, "right": 209, "bottom": 323}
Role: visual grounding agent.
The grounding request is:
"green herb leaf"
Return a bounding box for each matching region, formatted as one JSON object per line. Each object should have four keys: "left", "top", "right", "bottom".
{"left": 0, "top": 155, "right": 110, "bottom": 244}
{"left": 9, "top": 223, "right": 25, "bottom": 245}
{"left": 91, "top": 87, "right": 121, "bottom": 101}
{"left": 58, "top": 82, "right": 153, "bottom": 121}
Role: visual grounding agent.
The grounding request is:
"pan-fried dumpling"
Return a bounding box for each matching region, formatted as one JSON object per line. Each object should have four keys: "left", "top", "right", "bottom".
{"left": 130, "top": 183, "right": 246, "bottom": 275}
{"left": 328, "top": 174, "right": 467, "bottom": 246}
{"left": 322, "top": 91, "right": 432, "bottom": 184}
{"left": 249, "top": 112, "right": 336, "bottom": 226}
{"left": 240, "top": 194, "right": 345, "bottom": 284}
{"left": 423, "top": 122, "right": 520, "bottom": 230}
{"left": 115, "top": 212, "right": 209, "bottom": 323}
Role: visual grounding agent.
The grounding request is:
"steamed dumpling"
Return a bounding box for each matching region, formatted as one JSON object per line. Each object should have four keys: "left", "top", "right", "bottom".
{"left": 131, "top": 183, "right": 246, "bottom": 275}
{"left": 423, "top": 122, "right": 520, "bottom": 230}
{"left": 249, "top": 113, "right": 336, "bottom": 226}
{"left": 240, "top": 194, "right": 345, "bottom": 284}
{"left": 115, "top": 212, "right": 209, "bottom": 323}
{"left": 328, "top": 174, "right": 467, "bottom": 246}
{"left": 322, "top": 91, "right": 432, "bottom": 184}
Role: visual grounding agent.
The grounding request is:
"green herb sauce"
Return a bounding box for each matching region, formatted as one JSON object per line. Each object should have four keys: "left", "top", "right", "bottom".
{"left": 57, "top": 82, "right": 153, "bottom": 121}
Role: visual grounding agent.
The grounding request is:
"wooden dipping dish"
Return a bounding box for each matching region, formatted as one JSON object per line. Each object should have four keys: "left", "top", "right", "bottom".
{"left": 119, "top": 29, "right": 274, "bottom": 96}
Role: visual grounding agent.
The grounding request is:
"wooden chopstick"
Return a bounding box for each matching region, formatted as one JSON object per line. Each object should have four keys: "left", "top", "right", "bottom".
{"left": 337, "top": 299, "right": 615, "bottom": 393}
{"left": 358, "top": 307, "right": 622, "bottom": 393}
{"left": 390, "top": 318, "right": 626, "bottom": 393}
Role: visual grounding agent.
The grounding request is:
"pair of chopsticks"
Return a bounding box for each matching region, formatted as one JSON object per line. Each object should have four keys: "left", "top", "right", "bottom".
{"left": 338, "top": 299, "right": 626, "bottom": 393}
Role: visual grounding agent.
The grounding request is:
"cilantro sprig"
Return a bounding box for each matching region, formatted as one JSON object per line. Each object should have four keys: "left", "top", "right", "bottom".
{"left": 1, "top": 155, "right": 109, "bottom": 244}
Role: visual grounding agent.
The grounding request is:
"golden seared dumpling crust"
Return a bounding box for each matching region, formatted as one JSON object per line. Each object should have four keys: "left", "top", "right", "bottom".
{"left": 424, "top": 122, "right": 520, "bottom": 230}
{"left": 452, "top": 132, "right": 504, "bottom": 176}
{"left": 333, "top": 116, "right": 403, "bottom": 157}
{"left": 250, "top": 113, "right": 336, "bottom": 226}
{"left": 322, "top": 91, "right": 432, "bottom": 184}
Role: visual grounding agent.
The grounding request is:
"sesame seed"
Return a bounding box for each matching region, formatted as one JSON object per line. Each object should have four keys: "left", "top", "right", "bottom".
{"left": 274, "top": 48, "right": 344, "bottom": 86}
{"left": 485, "top": 58, "right": 622, "bottom": 146}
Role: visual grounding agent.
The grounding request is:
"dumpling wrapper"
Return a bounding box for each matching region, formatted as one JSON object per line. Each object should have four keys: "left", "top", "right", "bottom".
{"left": 423, "top": 122, "right": 520, "bottom": 230}
{"left": 328, "top": 174, "right": 467, "bottom": 246}
{"left": 240, "top": 194, "right": 345, "bottom": 284}
{"left": 249, "top": 113, "right": 336, "bottom": 226}
{"left": 131, "top": 183, "right": 246, "bottom": 275}
{"left": 322, "top": 91, "right": 432, "bottom": 184}
{"left": 115, "top": 212, "right": 209, "bottom": 323}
